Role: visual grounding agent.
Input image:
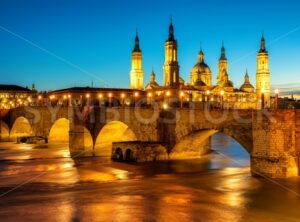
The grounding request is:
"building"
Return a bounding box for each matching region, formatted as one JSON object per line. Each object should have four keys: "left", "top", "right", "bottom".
{"left": 0, "top": 84, "right": 36, "bottom": 109}
{"left": 48, "top": 87, "right": 146, "bottom": 107}
{"left": 137, "top": 19, "right": 271, "bottom": 109}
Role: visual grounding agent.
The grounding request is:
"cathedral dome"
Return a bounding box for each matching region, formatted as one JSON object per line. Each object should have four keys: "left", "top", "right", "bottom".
{"left": 240, "top": 70, "right": 254, "bottom": 92}
{"left": 190, "top": 49, "right": 212, "bottom": 86}
{"left": 192, "top": 61, "right": 211, "bottom": 74}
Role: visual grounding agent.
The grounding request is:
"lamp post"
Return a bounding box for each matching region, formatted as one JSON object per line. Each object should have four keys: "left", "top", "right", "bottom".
{"left": 180, "top": 91, "right": 184, "bottom": 108}
{"left": 206, "top": 90, "right": 210, "bottom": 109}
{"left": 108, "top": 93, "right": 112, "bottom": 107}
{"left": 220, "top": 90, "right": 224, "bottom": 109}
{"left": 274, "top": 89, "right": 279, "bottom": 110}
{"left": 134, "top": 92, "right": 139, "bottom": 107}
{"left": 63, "top": 95, "right": 67, "bottom": 106}
{"left": 98, "top": 94, "right": 103, "bottom": 107}
{"left": 86, "top": 93, "right": 90, "bottom": 107}
{"left": 121, "top": 93, "right": 125, "bottom": 107}
{"left": 68, "top": 94, "right": 72, "bottom": 107}
{"left": 147, "top": 92, "right": 152, "bottom": 106}
{"left": 261, "top": 88, "right": 265, "bottom": 109}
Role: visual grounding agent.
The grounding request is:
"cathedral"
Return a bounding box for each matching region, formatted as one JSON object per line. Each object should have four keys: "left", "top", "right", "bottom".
{"left": 130, "top": 20, "right": 271, "bottom": 109}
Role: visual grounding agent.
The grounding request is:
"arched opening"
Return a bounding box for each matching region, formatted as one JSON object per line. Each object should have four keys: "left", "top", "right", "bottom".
{"left": 125, "top": 148, "right": 134, "bottom": 161}
{"left": 48, "top": 118, "right": 93, "bottom": 153}
{"left": 0, "top": 121, "right": 10, "bottom": 141}
{"left": 114, "top": 147, "right": 123, "bottom": 161}
{"left": 48, "top": 118, "right": 69, "bottom": 143}
{"left": 211, "top": 132, "right": 250, "bottom": 168}
{"left": 95, "top": 121, "right": 137, "bottom": 157}
{"left": 10, "top": 117, "right": 32, "bottom": 141}
{"left": 170, "top": 129, "right": 251, "bottom": 161}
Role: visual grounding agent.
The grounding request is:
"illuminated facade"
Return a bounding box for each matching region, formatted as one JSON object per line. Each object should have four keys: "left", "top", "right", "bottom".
{"left": 129, "top": 32, "right": 144, "bottom": 90}
{"left": 163, "top": 19, "right": 180, "bottom": 88}
{"left": 0, "top": 84, "right": 36, "bottom": 109}
{"left": 142, "top": 20, "right": 271, "bottom": 109}
{"left": 256, "top": 35, "right": 271, "bottom": 108}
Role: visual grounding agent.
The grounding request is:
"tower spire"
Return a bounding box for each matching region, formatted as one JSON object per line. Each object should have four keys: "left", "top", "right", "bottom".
{"left": 168, "top": 16, "right": 175, "bottom": 41}
{"left": 220, "top": 41, "right": 226, "bottom": 60}
{"left": 198, "top": 45, "right": 204, "bottom": 63}
{"left": 133, "top": 29, "right": 141, "bottom": 52}
{"left": 259, "top": 33, "right": 267, "bottom": 53}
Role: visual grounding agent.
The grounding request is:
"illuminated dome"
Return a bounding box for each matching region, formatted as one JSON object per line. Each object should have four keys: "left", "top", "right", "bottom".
{"left": 190, "top": 50, "right": 212, "bottom": 86}
{"left": 240, "top": 70, "right": 254, "bottom": 93}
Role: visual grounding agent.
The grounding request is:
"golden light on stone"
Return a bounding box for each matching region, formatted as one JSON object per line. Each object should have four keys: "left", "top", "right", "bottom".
{"left": 50, "top": 95, "right": 55, "bottom": 100}
{"left": 98, "top": 93, "right": 103, "bottom": 98}
{"left": 86, "top": 93, "right": 90, "bottom": 98}
{"left": 163, "top": 103, "right": 168, "bottom": 110}
{"left": 121, "top": 93, "right": 125, "bottom": 98}
{"left": 147, "top": 92, "right": 152, "bottom": 97}
{"left": 108, "top": 93, "right": 113, "bottom": 98}
{"left": 63, "top": 95, "right": 67, "bottom": 99}
{"left": 275, "top": 89, "right": 279, "bottom": 94}
{"left": 206, "top": 90, "right": 210, "bottom": 95}
{"left": 220, "top": 90, "right": 224, "bottom": 96}
{"left": 134, "top": 92, "right": 139, "bottom": 97}
{"left": 180, "top": 91, "right": 184, "bottom": 97}
{"left": 261, "top": 88, "right": 265, "bottom": 93}
{"left": 68, "top": 94, "right": 71, "bottom": 98}
{"left": 38, "top": 95, "right": 42, "bottom": 100}
{"left": 166, "top": 91, "right": 171, "bottom": 97}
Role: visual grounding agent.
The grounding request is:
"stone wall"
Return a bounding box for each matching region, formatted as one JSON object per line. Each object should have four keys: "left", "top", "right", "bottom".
{"left": 252, "top": 110, "right": 298, "bottom": 178}
{"left": 112, "top": 141, "right": 168, "bottom": 162}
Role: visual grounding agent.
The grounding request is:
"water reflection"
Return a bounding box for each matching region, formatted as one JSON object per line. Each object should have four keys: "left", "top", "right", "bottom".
{"left": 0, "top": 133, "right": 299, "bottom": 221}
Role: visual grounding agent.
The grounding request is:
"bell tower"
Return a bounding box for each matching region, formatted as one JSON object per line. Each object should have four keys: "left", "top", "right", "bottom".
{"left": 130, "top": 31, "right": 144, "bottom": 90}
{"left": 163, "top": 18, "right": 180, "bottom": 88}
{"left": 217, "top": 42, "right": 228, "bottom": 86}
{"left": 256, "top": 34, "right": 270, "bottom": 108}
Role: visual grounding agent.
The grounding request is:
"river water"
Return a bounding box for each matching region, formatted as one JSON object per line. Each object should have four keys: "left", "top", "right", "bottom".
{"left": 0, "top": 133, "right": 299, "bottom": 222}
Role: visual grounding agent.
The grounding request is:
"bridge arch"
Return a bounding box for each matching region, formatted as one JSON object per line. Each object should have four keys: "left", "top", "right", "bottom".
{"left": 49, "top": 118, "right": 93, "bottom": 153}
{"left": 170, "top": 126, "right": 252, "bottom": 159}
{"left": 0, "top": 121, "right": 10, "bottom": 141}
{"left": 95, "top": 121, "right": 137, "bottom": 157}
{"left": 10, "top": 116, "right": 33, "bottom": 141}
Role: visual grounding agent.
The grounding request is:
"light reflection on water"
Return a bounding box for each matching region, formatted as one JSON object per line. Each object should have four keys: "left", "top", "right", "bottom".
{"left": 0, "top": 133, "right": 299, "bottom": 221}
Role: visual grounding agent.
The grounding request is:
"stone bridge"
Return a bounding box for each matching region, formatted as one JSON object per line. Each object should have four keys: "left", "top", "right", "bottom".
{"left": 0, "top": 106, "right": 299, "bottom": 178}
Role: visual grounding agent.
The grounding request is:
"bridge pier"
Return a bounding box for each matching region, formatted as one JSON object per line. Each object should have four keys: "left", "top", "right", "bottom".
{"left": 251, "top": 110, "right": 299, "bottom": 178}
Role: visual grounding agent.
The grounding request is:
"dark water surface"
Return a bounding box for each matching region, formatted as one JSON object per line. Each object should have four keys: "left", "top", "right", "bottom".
{"left": 0, "top": 133, "right": 299, "bottom": 222}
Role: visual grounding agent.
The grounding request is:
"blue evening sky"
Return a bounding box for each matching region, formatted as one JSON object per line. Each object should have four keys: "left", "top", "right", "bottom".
{"left": 0, "top": 0, "right": 299, "bottom": 91}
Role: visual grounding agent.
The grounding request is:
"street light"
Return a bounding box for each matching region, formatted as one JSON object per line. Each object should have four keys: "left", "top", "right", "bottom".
{"left": 121, "top": 93, "right": 125, "bottom": 106}
{"left": 274, "top": 89, "right": 279, "bottom": 110}
{"left": 108, "top": 93, "right": 112, "bottom": 107}
{"left": 98, "top": 93, "right": 103, "bottom": 107}
{"left": 180, "top": 91, "right": 184, "bottom": 108}
{"left": 220, "top": 90, "right": 224, "bottom": 109}
{"left": 134, "top": 92, "right": 139, "bottom": 106}
{"left": 67, "top": 94, "right": 72, "bottom": 107}
{"left": 85, "top": 93, "right": 90, "bottom": 106}
{"left": 206, "top": 90, "right": 210, "bottom": 109}
{"left": 163, "top": 102, "right": 168, "bottom": 110}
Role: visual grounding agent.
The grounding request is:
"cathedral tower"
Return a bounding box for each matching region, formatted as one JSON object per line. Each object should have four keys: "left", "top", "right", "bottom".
{"left": 130, "top": 31, "right": 144, "bottom": 90}
{"left": 163, "top": 18, "right": 180, "bottom": 88}
{"left": 256, "top": 34, "right": 270, "bottom": 108}
{"left": 217, "top": 42, "right": 228, "bottom": 86}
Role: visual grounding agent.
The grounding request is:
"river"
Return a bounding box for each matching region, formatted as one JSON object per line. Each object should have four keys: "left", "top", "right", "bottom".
{"left": 0, "top": 133, "right": 299, "bottom": 222}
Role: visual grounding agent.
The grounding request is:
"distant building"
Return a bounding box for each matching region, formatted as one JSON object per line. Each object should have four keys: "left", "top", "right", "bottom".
{"left": 0, "top": 84, "right": 36, "bottom": 109}
{"left": 138, "top": 19, "right": 271, "bottom": 109}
